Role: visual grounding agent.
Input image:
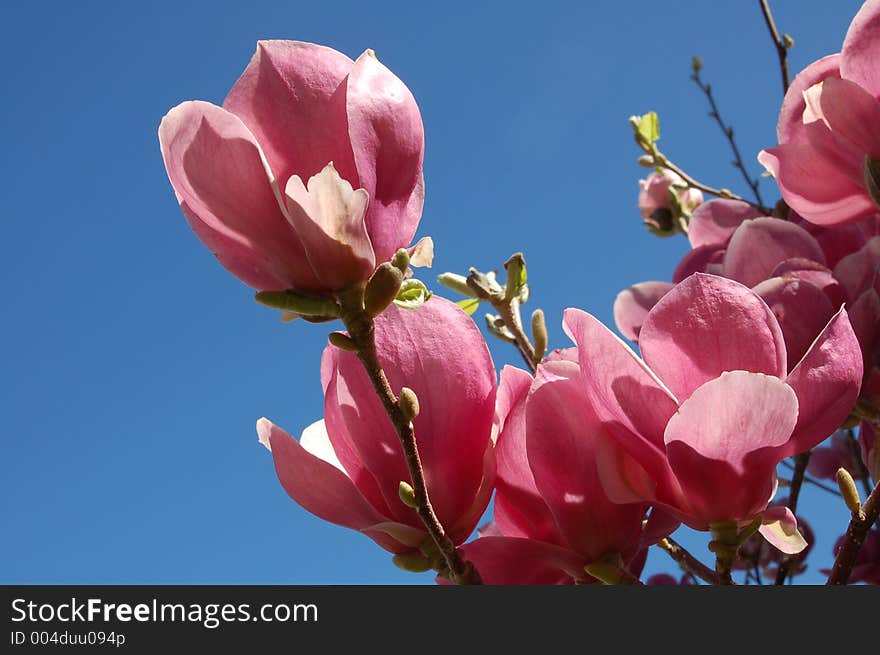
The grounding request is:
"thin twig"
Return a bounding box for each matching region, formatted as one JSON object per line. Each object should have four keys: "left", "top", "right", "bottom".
{"left": 657, "top": 537, "right": 720, "bottom": 585}
{"left": 847, "top": 428, "right": 874, "bottom": 498}
{"left": 337, "top": 286, "right": 481, "bottom": 585}
{"left": 491, "top": 298, "right": 538, "bottom": 373}
{"left": 691, "top": 69, "right": 765, "bottom": 208}
{"left": 654, "top": 154, "right": 768, "bottom": 214}
{"left": 826, "top": 479, "right": 880, "bottom": 584}
{"left": 780, "top": 460, "right": 843, "bottom": 497}
{"left": 775, "top": 452, "right": 811, "bottom": 585}
{"left": 758, "top": 0, "right": 791, "bottom": 94}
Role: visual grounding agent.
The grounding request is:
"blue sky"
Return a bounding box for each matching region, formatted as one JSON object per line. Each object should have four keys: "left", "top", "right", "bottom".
{"left": 0, "top": 0, "right": 866, "bottom": 584}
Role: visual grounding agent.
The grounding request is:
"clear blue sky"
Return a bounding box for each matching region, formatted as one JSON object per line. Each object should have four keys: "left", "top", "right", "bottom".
{"left": 0, "top": 0, "right": 865, "bottom": 584}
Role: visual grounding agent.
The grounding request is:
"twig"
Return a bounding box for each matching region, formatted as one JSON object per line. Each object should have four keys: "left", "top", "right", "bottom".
{"left": 826, "top": 479, "right": 880, "bottom": 585}
{"left": 774, "top": 452, "right": 811, "bottom": 585}
{"left": 492, "top": 298, "right": 538, "bottom": 373}
{"left": 691, "top": 69, "right": 765, "bottom": 208}
{"left": 657, "top": 537, "right": 720, "bottom": 585}
{"left": 336, "top": 286, "right": 481, "bottom": 585}
{"left": 758, "top": 0, "right": 791, "bottom": 94}
{"left": 847, "top": 428, "right": 874, "bottom": 498}
{"left": 654, "top": 153, "right": 768, "bottom": 214}
{"left": 780, "top": 460, "right": 843, "bottom": 497}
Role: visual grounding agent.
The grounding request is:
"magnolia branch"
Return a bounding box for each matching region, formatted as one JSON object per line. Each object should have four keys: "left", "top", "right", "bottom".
{"left": 337, "top": 289, "right": 481, "bottom": 585}
{"left": 826, "top": 479, "right": 880, "bottom": 585}
{"left": 758, "top": 0, "right": 791, "bottom": 94}
{"left": 657, "top": 537, "right": 720, "bottom": 585}
{"left": 653, "top": 153, "right": 766, "bottom": 213}
{"left": 691, "top": 68, "right": 766, "bottom": 208}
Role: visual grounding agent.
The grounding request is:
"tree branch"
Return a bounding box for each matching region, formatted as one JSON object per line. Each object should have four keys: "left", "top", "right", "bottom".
{"left": 826, "top": 478, "right": 880, "bottom": 585}
{"left": 657, "top": 537, "right": 720, "bottom": 585}
{"left": 758, "top": 0, "right": 791, "bottom": 94}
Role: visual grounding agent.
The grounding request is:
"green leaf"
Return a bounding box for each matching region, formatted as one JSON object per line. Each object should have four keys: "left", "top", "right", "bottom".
{"left": 630, "top": 111, "right": 660, "bottom": 147}
{"left": 456, "top": 298, "right": 481, "bottom": 315}
{"left": 394, "top": 279, "right": 432, "bottom": 309}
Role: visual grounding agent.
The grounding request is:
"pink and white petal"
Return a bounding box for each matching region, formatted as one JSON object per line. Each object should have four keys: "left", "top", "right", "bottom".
{"left": 672, "top": 244, "right": 725, "bottom": 283}
{"left": 777, "top": 54, "right": 841, "bottom": 144}
{"left": 818, "top": 78, "right": 880, "bottom": 157}
{"left": 638, "top": 274, "right": 787, "bottom": 399}
{"left": 159, "top": 101, "right": 321, "bottom": 291}
{"left": 407, "top": 236, "right": 434, "bottom": 268}
{"left": 664, "top": 372, "right": 797, "bottom": 524}
{"left": 758, "top": 506, "right": 807, "bottom": 555}
{"left": 493, "top": 366, "right": 558, "bottom": 542}
{"left": 688, "top": 199, "right": 764, "bottom": 249}
{"left": 613, "top": 281, "right": 674, "bottom": 342}
{"left": 284, "top": 163, "right": 376, "bottom": 289}
{"left": 784, "top": 308, "right": 863, "bottom": 456}
{"left": 223, "top": 40, "right": 359, "bottom": 188}
{"left": 722, "top": 217, "right": 826, "bottom": 288}
{"left": 833, "top": 235, "right": 880, "bottom": 300}
{"left": 346, "top": 51, "right": 425, "bottom": 263}
{"left": 256, "top": 418, "right": 391, "bottom": 532}
{"left": 759, "top": 145, "right": 877, "bottom": 226}
{"left": 455, "top": 537, "right": 585, "bottom": 585}
{"left": 527, "top": 361, "right": 647, "bottom": 561}
{"left": 753, "top": 277, "right": 837, "bottom": 370}
{"left": 840, "top": 0, "right": 880, "bottom": 95}
{"left": 562, "top": 309, "right": 682, "bottom": 498}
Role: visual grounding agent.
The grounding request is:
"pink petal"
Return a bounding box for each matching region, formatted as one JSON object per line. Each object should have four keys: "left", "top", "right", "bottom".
{"left": 833, "top": 235, "right": 880, "bottom": 300}
{"left": 256, "top": 418, "right": 401, "bottom": 544}
{"left": 223, "top": 40, "right": 359, "bottom": 191}
{"left": 817, "top": 78, "right": 880, "bottom": 158}
{"left": 613, "top": 281, "right": 674, "bottom": 341}
{"left": 526, "top": 360, "right": 646, "bottom": 561}
{"left": 759, "top": 506, "right": 807, "bottom": 555}
{"left": 807, "top": 431, "right": 858, "bottom": 480}
{"left": 672, "top": 244, "right": 725, "bottom": 283}
{"left": 846, "top": 288, "right": 880, "bottom": 384}
{"left": 456, "top": 537, "right": 585, "bottom": 585}
{"left": 638, "top": 273, "right": 787, "bottom": 400}
{"left": 758, "top": 145, "right": 877, "bottom": 226}
{"left": 808, "top": 221, "right": 870, "bottom": 268}
{"left": 841, "top": 0, "right": 880, "bottom": 95}
{"left": 777, "top": 54, "right": 841, "bottom": 144}
{"left": 325, "top": 297, "right": 496, "bottom": 542}
{"left": 493, "top": 366, "right": 558, "bottom": 542}
{"left": 687, "top": 199, "right": 764, "bottom": 249}
{"left": 784, "top": 308, "right": 863, "bottom": 457}
{"left": 769, "top": 259, "right": 847, "bottom": 308}
{"left": 346, "top": 50, "right": 425, "bottom": 264}
{"left": 159, "top": 101, "right": 321, "bottom": 291}
{"left": 752, "top": 276, "right": 836, "bottom": 370}
{"left": 664, "top": 372, "right": 798, "bottom": 525}
{"left": 562, "top": 309, "right": 681, "bottom": 497}
{"left": 722, "top": 217, "right": 826, "bottom": 288}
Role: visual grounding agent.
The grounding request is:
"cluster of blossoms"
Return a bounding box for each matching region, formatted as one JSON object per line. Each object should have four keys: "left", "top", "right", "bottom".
{"left": 160, "top": 1, "right": 880, "bottom": 584}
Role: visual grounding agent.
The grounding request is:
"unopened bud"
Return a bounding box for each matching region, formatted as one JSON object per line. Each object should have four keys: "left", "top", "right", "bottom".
{"left": 391, "top": 248, "right": 410, "bottom": 273}
{"left": 254, "top": 291, "right": 339, "bottom": 318}
{"left": 531, "top": 309, "right": 548, "bottom": 361}
{"left": 438, "top": 272, "right": 477, "bottom": 297}
{"left": 398, "top": 481, "right": 418, "bottom": 508}
{"left": 328, "top": 331, "right": 358, "bottom": 352}
{"left": 691, "top": 55, "right": 703, "bottom": 72}
{"left": 863, "top": 156, "right": 880, "bottom": 209}
{"left": 399, "top": 387, "right": 420, "bottom": 422}
{"left": 364, "top": 263, "right": 404, "bottom": 317}
{"left": 836, "top": 468, "right": 862, "bottom": 513}
{"left": 637, "top": 155, "right": 655, "bottom": 167}
{"left": 504, "top": 253, "right": 527, "bottom": 302}
{"left": 782, "top": 33, "right": 794, "bottom": 49}
{"left": 391, "top": 552, "right": 432, "bottom": 573}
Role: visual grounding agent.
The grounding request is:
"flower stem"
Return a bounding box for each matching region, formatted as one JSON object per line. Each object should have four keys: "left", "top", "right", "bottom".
{"left": 657, "top": 537, "right": 720, "bottom": 585}
{"left": 774, "top": 451, "right": 810, "bottom": 585}
{"left": 758, "top": 0, "right": 791, "bottom": 95}
{"left": 826, "top": 478, "right": 880, "bottom": 585}
{"left": 336, "top": 286, "right": 481, "bottom": 585}
{"left": 492, "top": 297, "right": 539, "bottom": 373}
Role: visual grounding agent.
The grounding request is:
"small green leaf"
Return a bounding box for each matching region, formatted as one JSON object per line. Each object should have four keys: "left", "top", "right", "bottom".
{"left": 457, "top": 297, "right": 481, "bottom": 315}
{"left": 630, "top": 111, "right": 660, "bottom": 148}
{"left": 394, "top": 279, "right": 432, "bottom": 309}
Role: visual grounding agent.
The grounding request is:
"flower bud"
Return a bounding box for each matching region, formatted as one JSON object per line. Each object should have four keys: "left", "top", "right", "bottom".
{"left": 398, "top": 481, "right": 418, "bottom": 508}
{"left": 836, "top": 467, "right": 862, "bottom": 513}
{"left": 531, "top": 309, "right": 548, "bottom": 361}
{"left": 399, "top": 387, "right": 420, "bottom": 422}
{"left": 391, "top": 552, "right": 432, "bottom": 573}
{"left": 254, "top": 290, "right": 340, "bottom": 318}
{"left": 437, "top": 272, "right": 477, "bottom": 297}
{"left": 364, "top": 263, "right": 404, "bottom": 317}
{"left": 328, "top": 331, "right": 358, "bottom": 352}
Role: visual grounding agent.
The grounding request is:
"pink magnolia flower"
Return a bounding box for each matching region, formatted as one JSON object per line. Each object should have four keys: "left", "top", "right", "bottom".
{"left": 638, "top": 170, "right": 703, "bottom": 235}
{"left": 159, "top": 40, "right": 425, "bottom": 293}
{"left": 569, "top": 274, "right": 862, "bottom": 550}
{"left": 807, "top": 430, "right": 866, "bottom": 481}
{"left": 758, "top": 0, "right": 880, "bottom": 226}
{"left": 257, "top": 297, "right": 496, "bottom": 556}
{"left": 457, "top": 355, "right": 669, "bottom": 584}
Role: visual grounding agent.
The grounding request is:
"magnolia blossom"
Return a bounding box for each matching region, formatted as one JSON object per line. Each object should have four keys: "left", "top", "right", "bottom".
{"left": 638, "top": 170, "right": 703, "bottom": 235}
{"left": 258, "top": 297, "right": 496, "bottom": 556}
{"left": 159, "top": 40, "right": 426, "bottom": 292}
{"left": 568, "top": 274, "right": 862, "bottom": 549}
{"left": 759, "top": 0, "right": 880, "bottom": 225}
{"left": 457, "top": 357, "right": 659, "bottom": 584}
